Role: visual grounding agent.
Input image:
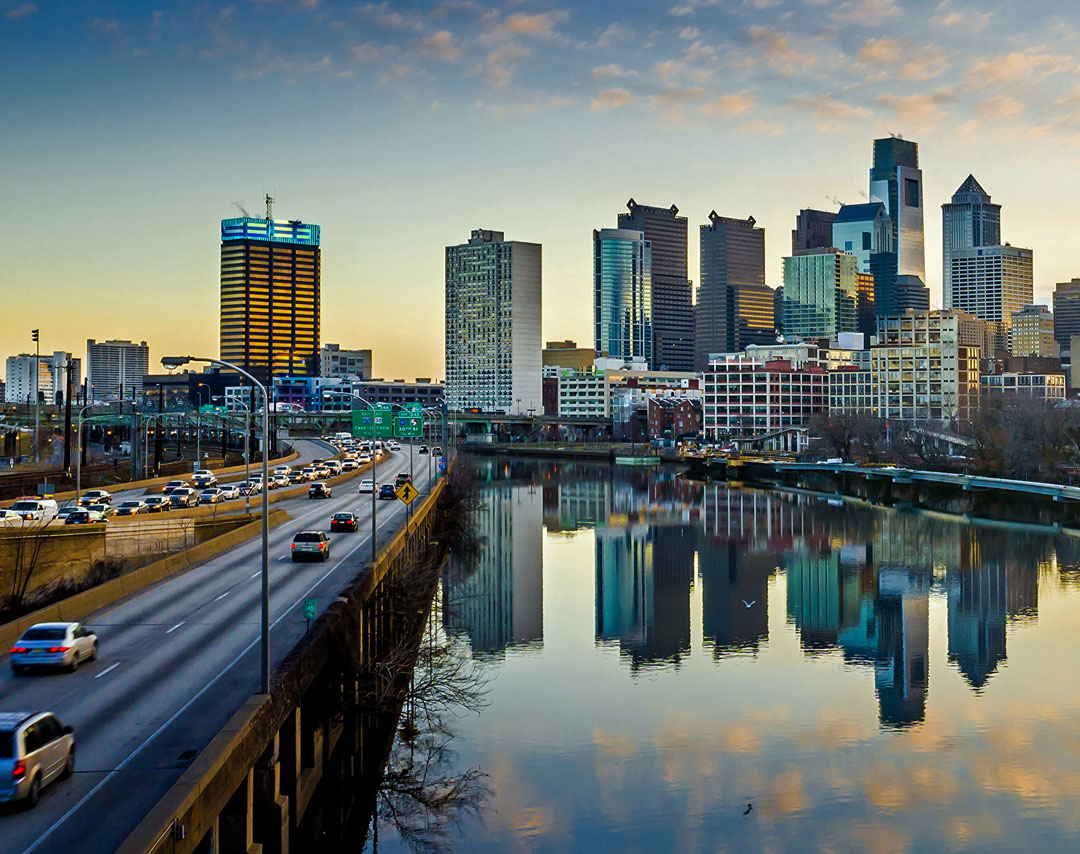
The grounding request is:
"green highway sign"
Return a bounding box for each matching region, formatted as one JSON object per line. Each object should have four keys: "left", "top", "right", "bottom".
{"left": 351, "top": 409, "right": 374, "bottom": 438}
{"left": 394, "top": 415, "right": 423, "bottom": 438}
{"left": 303, "top": 598, "right": 317, "bottom": 620}
{"left": 372, "top": 405, "right": 394, "bottom": 438}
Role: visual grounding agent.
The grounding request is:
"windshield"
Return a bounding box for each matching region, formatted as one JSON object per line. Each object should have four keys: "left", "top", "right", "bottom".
{"left": 120, "top": 502, "right": 141, "bottom": 508}
{"left": 333, "top": 514, "right": 352, "bottom": 520}
{"left": 11, "top": 501, "right": 40, "bottom": 511}
{"left": 294, "top": 532, "right": 322, "bottom": 543}
{"left": 21, "top": 627, "right": 66, "bottom": 641}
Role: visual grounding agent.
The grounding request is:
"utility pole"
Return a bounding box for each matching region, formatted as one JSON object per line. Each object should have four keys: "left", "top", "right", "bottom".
{"left": 62, "top": 360, "right": 73, "bottom": 476}
{"left": 154, "top": 381, "right": 164, "bottom": 475}
{"left": 31, "top": 329, "right": 39, "bottom": 463}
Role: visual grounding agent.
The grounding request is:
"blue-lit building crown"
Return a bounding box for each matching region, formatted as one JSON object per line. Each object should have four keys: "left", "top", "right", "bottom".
{"left": 221, "top": 217, "right": 321, "bottom": 246}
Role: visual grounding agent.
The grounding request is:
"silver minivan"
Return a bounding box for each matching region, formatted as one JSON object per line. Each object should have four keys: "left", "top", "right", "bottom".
{"left": 0, "top": 711, "right": 75, "bottom": 808}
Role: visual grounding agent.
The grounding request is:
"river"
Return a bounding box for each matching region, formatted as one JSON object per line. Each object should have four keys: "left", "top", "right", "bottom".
{"left": 364, "top": 457, "right": 1080, "bottom": 853}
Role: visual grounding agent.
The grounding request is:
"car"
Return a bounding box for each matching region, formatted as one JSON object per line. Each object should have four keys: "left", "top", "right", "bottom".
{"left": 324, "top": 460, "right": 343, "bottom": 476}
{"left": 379, "top": 483, "right": 397, "bottom": 500}
{"left": 418, "top": 445, "right": 429, "bottom": 455}
{"left": 143, "top": 496, "right": 171, "bottom": 513}
{"left": 78, "top": 489, "right": 111, "bottom": 507}
{"left": 10, "top": 622, "right": 98, "bottom": 674}
{"left": 162, "top": 480, "right": 188, "bottom": 495}
{"left": 433, "top": 446, "right": 444, "bottom": 457}
{"left": 0, "top": 509, "right": 25, "bottom": 527}
{"left": 273, "top": 465, "right": 292, "bottom": 476}
{"left": 114, "top": 500, "right": 148, "bottom": 516}
{"left": 395, "top": 472, "right": 413, "bottom": 488}
{"left": 308, "top": 482, "right": 332, "bottom": 499}
{"left": 314, "top": 465, "right": 332, "bottom": 478}
{"left": 291, "top": 530, "right": 331, "bottom": 562}
{"left": 358, "top": 453, "right": 372, "bottom": 465}
{"left": 86, "top": 503, "right": 115, "bottom": 518}
{"left": 287, "top": 471, "right": 306, "bottom": 484}
{"left": 55, "top": 506, "right": 79, "bottom": 522}
{"left": 330, "top": 512, "right": 358, "bottom": 532}
{"left": 301, "top": 467, "right": 317, "bottom": 481}
{"left": 65, "top": 508, "right": 105, "bottom": 525}
{"left": 237, "top": 481, "right": 262, "bottom": 496}
{"left": 0, "top": 711, "right": 76, "bottom": 808}
{"left": 387, "top": 441, "right": 400, "bottom": 451}
{"left": 358, "top": 479, "right": 376, "bottom": 493}
{"left": 192, "top": 470, "right": 218, "bottom": 488}
{"left": 271, "top": 474, "right": 290, "bottom": 488}
{"left": 199, "top": 489, "right": 224, "bottom": 505}
{"left": 11, "top": 499, "right": 59, "bottom": 521}
{"left": 168, "top": 488, "right": 199, "bottom": 508}
{"left": 341, "top": 459, "right": 359, "bottom": 472}
{"left": 218, "top": 484, "right": 241, "bottom": 500}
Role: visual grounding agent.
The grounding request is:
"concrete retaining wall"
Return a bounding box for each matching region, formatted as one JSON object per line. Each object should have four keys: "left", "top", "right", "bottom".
{"left": 0, "top": 509, "right": 290, "bottom": 651}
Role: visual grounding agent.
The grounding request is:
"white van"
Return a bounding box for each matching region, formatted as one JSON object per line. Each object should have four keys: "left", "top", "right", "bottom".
{"left": 9, "top": 499, "right": 59, "bottom": 521}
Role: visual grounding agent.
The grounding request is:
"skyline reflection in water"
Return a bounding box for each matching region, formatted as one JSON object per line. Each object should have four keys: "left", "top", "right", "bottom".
{"left": 372, "top": 459, "right": 1080, "bottom": 854}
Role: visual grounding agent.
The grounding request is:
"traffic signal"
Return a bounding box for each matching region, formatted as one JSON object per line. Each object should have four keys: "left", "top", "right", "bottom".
{"left": 30, "top": 329, "right": 39, "bottom": 343}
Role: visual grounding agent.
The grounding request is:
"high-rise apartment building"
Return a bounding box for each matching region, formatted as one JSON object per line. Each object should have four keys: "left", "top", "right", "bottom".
{"left": 618, "top": 200, "right": 694, "bottom": 371}
{"left": 696, "top": 212, "right": 769, "bottom": 369}
{"left": 445, "top": 229, "right": 542, "bottom": 414}
{"left": 948, "top": 245, "right": 1033, "bottom": 329}
{"left": 781, "top": 248, "right": 857, "bottom": 340}
{"left": 219, "top": 216, "right": 321, "bottom": 386}
{"left": 594, "top": 228, "right": 653, "bottom": 366}
{"left": 86, "top": 339, "right": 149, "bottom": 401}
{"left": 792, "top": 209, "right": 837, "bottom": 254}
{"left": 942, "top": 175, "right": 1001, "bottom": 309}
{"left": 1053, "top": 279, "right": 1080, "bottom": 353}
{"left": 4, "top": 355, "right": 52, "bottom": 404}
{"left": 869, "top": 137, "right": 925, "bottom": 315}
{"left": 318, "top": 344, "right": 371, "bottom": 379}
{"left": 1010, "top": 304, "right": 1058, "bottom": 358}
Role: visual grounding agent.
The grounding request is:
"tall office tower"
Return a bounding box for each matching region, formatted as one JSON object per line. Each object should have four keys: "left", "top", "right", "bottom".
{"left": 1053, "top": 279, "right": 1080, "bottom": 353}
{"left": 618, "top": 200, "right": 694, "bottom": 370}
{"left": 1011, "top": 304, "right": 1058, "bottom": 358}
{"left": 942, "top": 175, "right": 1001, "bottom": 309}
{"left": 895, "top": 274, "right": 930, "bottom": 313}
{"left": 781, "top": 248, "right": 858, "bottom": 340}
{"left": 855, "top": 272, "right": 876, "bottom": 337}
{"left": 594, "top": 228, "right": 653, "bottom": 366}
{"left": 792, "top": 208, "right": 837, "bottom": 254}
{"left": 696, "top": 212, "right": 768, "bottom": 369}
{"left": 869, "top": 137, "right": 925, "bottom": 315}
{"left": 774, "top": 286, "right": 784, "bottom": 336}
{"left": 4, "top": 355, "right": 52, "bottom": 404}
{"left": 445, "top": 229, "right": 542, "bottom": 414}
{"left": 948, "top": 245, "right": 1033, "bottom": 329}
{"left": 86, "top": 339, "right": 149, "bottom": 401}
{"left": 219, "top": 216, "right": 321, "bottom": 386}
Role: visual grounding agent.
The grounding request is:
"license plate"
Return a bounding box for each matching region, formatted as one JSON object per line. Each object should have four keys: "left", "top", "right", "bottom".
{"left": 32, "top": 649, "right": 44, "bottom": 655}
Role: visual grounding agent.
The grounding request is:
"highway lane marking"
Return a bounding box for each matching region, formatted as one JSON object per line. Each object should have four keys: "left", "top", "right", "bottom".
{"left": 93, "top": 663, "right": 120, "bottom": 679}
{"left": 252, "top": 570, "right": 263, "bottom": 577}
{"left": 165, "top": 622, "right": 184, "bottom": 634}
{"left": 212, "top": 591, "right": 229, "bottom": 603}
{"left": 20, "top": 492, "right": 409, "bottom": 854}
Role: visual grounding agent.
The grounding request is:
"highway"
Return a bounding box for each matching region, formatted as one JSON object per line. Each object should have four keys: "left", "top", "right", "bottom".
{"left": 0, "top": 446, "right": 433, "bottom": 853}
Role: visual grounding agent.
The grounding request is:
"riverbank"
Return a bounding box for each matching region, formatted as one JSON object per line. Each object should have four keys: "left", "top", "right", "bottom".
{"left": 462, "top": 442, "right": 687, "bottom": 464}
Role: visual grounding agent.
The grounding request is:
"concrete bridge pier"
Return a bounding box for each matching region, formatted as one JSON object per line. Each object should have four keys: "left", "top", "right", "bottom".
{"left": 253, "top": 735, "right": 289, "bottom": 854}
{"left": 218, "top": 769, "right": 261, "bottom": 854}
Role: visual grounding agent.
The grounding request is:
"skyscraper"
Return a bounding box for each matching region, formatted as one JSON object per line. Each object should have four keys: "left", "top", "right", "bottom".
{"left": 948, "top": 245, "right": 1033, "bottom": 329}
{"left": 781, "top": 248, "right": 857, "bottom": 340}
{"left": 1052, "top": 278, "right": 1080, "bottom": 353}
{"left": 445, "top": 229, "right": 542, "bottom": 414}
{"left": 792, "top": 208, "right": 837, "bottom": 254}
{"left": 219, "top": 216, "right": 321, "bottom": 386}
{"left": 942, "top": 175, "right": 1001, "bottom": 309}
{"left": 696, "top": 212, "right": 768, "bottom": 369}
{"left": 869, "top": 137, "right": 925, "bottom": 315}
{"left": 618, "top": 200, "right": 694, "bottom": 371}
{"left": 86, "top": 339, "right": 149, "bottom": 401}
{"left": 594, "top": 228, "right": 652, "bottom": 365}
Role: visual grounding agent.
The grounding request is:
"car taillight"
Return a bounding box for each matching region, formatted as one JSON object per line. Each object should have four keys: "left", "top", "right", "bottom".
{"left": 13, "top": 759, "right": 26, "bottom": 780}
{"left": 319, "top": 542, "right": 326, "bottom": 549}
{"left": 10, "top": 646, "right": 27, "bottom": 653}
{"left": 47, "top": 646, "right": 70, "bottom": 653}
{"left": 291, "top": 543, "right": 296, "bottom": 549}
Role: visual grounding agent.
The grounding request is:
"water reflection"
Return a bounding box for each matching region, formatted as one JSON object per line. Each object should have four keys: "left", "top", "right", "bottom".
{"left": 376, "top": 459, "right": 1080, "bottom": 853}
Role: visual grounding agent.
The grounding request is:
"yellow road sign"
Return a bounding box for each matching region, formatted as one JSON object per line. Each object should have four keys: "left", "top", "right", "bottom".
{"left": 396, "top": 482, "right": 419, "bottom": 505}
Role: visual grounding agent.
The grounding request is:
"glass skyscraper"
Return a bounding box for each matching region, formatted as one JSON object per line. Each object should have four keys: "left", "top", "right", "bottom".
{"left": 869, "top": 137, "right": 925, "bottom": 315}
{"left": 594, "top": 228, "right": 652, "bottom": 365}
{"left": 219, "top": 216, "right": 320, "bottom": 386}
{"left": 782, "top": 249, "right": 857, "bottom": 340}
{"left": 942, "top": 175, "right": 1001, "bottom": 309}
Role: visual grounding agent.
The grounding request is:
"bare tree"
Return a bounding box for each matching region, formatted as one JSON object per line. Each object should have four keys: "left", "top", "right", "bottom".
{"left": 2, "top": 515, "right": 58, "bottom": 615}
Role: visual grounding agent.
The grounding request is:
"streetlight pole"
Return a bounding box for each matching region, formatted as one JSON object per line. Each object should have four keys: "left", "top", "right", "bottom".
{"left": 75, "top": 404, "right": 96, "bottom": 504}
{"left": 31, "top": 329, "right": 40, "bottom": 464}
{"left": 164, "top": 356, "right": 270, "bottom": 695}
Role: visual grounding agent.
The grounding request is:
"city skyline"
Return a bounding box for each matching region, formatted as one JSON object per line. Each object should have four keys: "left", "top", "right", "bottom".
{"left": 5, "top": 1, "right": 1080, "bottom": 377}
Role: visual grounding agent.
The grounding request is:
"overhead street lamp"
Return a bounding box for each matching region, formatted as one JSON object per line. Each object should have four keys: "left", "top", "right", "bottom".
{"left": 164, "top": 355, "right": 270, "bottom": 695}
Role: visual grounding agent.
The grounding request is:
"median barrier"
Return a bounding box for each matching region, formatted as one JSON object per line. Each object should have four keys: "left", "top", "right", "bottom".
{"left": 0, "top": 509, "right": 290, "bottom": 652}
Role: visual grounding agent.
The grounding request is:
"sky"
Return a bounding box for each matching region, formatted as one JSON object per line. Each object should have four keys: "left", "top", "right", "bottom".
{"left": 3, "top": 0, "right": 1080, "bottom": 381}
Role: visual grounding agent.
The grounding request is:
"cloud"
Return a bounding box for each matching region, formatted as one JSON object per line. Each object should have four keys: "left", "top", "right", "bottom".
{"left": 415, "top": 30, "right": 460, "bottom": 61}
{"left": 857, "top": 37, "right": 902, "bottom": 65}
{"left": 932, "top": 2, "right": 992, "bottom": 31}
{"left": 357, "top": 2, "right": 425, "bottom": 32}
{"left": 743, "top": 26, "right": 816, "bottom": 74}
{"left": 740, "top": 118, "right": 784, "bottom": 136}
{"left": 855, "top": 38, "right": 949, "bottom": 82}
{"left": 965, "top": 49, "right": 1074, "bottom": 89}
{"left": 668, "top": 4, "right": 695, "bottom": 15}
{"left": 649, "top": 86, "right": 705, "bottom": 110}
{"left": 829, "top": 0, "right": 900, "bottom": 26}
{"left": 481, "top": 10, "right": 569, "bottom": 43}
{"left": 350, "top": 42, "right": 385, "bottom": 62}
{"left": 5, "top": 2, "right": 37, "bottom": 20}
{"left": 593, "top": 63, "right": 631, "bottom": 78}
{"left": 595, "top": 22, "right": 632, "bottom": 47}
{"left": 874, "top": 92, "right": 947, "bottom": 127}
{"left": 591, "top": 87, "right": 635, "bottom": 112}
{"left": 482, "top": 43, "right": 531, "bottom": 88}
{"left": 699, "top": 92, "right": 756, "bottom": 117}
{"left": 787, "top": 94, "right": 872, "bottom": 131}
{"left": 679, "top": 26, "right": 701, "bottom": 40}
{"left": 976, "top": 94, "right": 1026, "bottom": 120}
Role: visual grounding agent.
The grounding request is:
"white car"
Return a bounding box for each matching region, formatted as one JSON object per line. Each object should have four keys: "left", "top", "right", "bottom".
{"left": 219, "top": 484, "right": 241, "bottom": 500}
{"left": 273, "top": 465, "right": 292, "bottom": 476}
{"left": 10, "top": 622, "right": 98, "bottom": 674}
{"left": 387, "top": 441, "right": 400, "bottom": 451}
{"left": 0, "top": 509, "right": 24, "bottom": 527}
{"left": 9, "top": 499, "right": 58, "bottom": 521}
{"left": 358, "top": 479, "right": 376, "bottom": 493}
{"left": 199, "top": 489, "right": 224, "bottom": 504}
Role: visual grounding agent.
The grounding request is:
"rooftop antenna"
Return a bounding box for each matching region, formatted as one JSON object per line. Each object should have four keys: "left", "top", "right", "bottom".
{"left": 265, "top": 193, "right": 275, "bottom": 221}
